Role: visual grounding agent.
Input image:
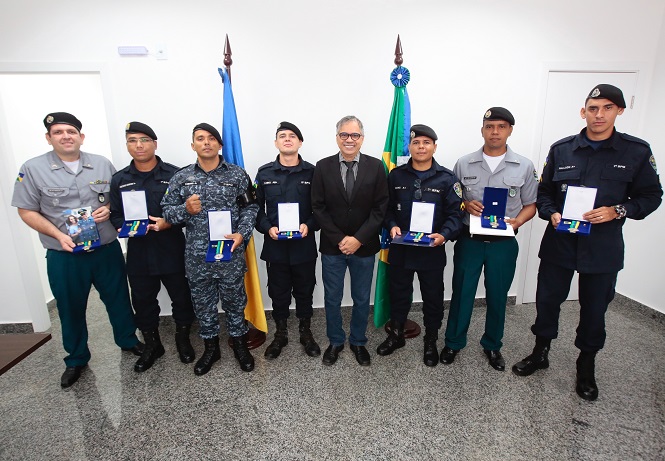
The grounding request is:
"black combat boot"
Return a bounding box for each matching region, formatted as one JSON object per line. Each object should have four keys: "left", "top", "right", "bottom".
{"left": 194, "top": 336, "right": 221, "bottom": 376}
{"left": 512, "top": 336, "right": 551, "bottom": 376}
{"left": 134, "top": 330, "right": 165, "bottom": 373}
{"left": 376, "top": 321, "right": 405, "bottom": 356}
{"left": 232, "top": 335, "right": 255, "bottom": 372}
{"left": 175, "top": 324, "right": 196, "bottom": 363}
{"left": 576, "top": 350, "right": 599, "bottom": 401}
{"left": 264, "top": 319, "right": 288, "bottom": 360}
{"left": 423, "top": 332, "right": 439, "bottom": 367}
{"left": 299, "top": 318, "right": 321, "bottom": 357}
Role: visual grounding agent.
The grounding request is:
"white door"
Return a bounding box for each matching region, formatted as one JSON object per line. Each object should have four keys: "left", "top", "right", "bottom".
{"left": 518, "top": 71, "right": 639, "bottom": 304}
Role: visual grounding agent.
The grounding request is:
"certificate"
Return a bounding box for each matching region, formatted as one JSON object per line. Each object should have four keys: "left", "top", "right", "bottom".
{"left": 278, "top": 203, "right": 300, "bottom": 232}
{"left": 469, "top": 214, "right": 515, "bottom": 237}
{"left": 410, "top": 202, "right": 435, "bottom": 234}
{"left": 121, "top": 190, "right": 149, "bottom": 220}
{"left": 562, "top": 186, "right": 597, "bottom": 221}
{"left": 208, "top": 210, "right": 232, "bottom": 241}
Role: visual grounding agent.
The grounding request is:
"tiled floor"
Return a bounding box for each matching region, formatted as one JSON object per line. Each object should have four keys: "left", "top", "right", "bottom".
{"left": 1, "top": 293, "right": 663, "bottom": 460}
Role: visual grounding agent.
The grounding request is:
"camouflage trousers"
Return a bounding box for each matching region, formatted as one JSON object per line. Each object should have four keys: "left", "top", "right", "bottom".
{"left": 187, "top": 274, "right": 249, "bottom": 339}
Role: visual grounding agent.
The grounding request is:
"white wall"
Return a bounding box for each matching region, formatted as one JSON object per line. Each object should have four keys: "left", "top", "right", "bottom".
{"left": 1, "top": 0, "right": 664, "bottom": 325}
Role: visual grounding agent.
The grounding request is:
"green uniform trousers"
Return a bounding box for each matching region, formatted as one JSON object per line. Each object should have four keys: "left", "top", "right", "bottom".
{"left": 46, "top": 239, "right": 139, "bottom": 367}
{"left": 444, "top": 233, "right": 518, "bottom": 351}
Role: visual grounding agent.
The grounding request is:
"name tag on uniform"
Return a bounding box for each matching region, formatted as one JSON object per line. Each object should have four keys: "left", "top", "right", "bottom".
{"left": 277, "top": 202, "right": 302, "bottom": 239}
{"left": 118, "top": 190, "right": 149, "bottom": 238}
{"left": 206, "top": 210, "right": 233, "bottom": 261}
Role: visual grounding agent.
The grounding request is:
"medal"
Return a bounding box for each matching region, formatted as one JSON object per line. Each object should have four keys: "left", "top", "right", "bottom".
{"left": 568, "top": 220, "right": 580, "bottom": 233}
{"left": 128, "top": 220, "right": 140, "bottom": 237}
{"left": 490, "top": 215, "right": 499, "bottom": 228}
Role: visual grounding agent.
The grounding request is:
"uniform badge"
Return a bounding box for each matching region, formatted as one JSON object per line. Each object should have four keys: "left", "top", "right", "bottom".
{"left": 561, "top": 184, "right": 568, "bottom": 192}
{"left": 484, "top": 110, "right": 492, "bottom": 119}
{"left": 650, "top": 155, "right": 658, "bottom": 173}
{"left": 16, "top": 172, "right": 24, "bottom": 182}
{"left": 591, "top": 88, "right": 600, "bottom": 97}
{"left": 509, "top": 187, "right": 517, "bottom": 197}
{"left": 98, "top": 193, "right": 105, "bottom": 203}
{"left": 126, "top": 122, "right": 131, "bottom": 130}
{"left": 453, "top": 182, "right": 463, "bottom": 198}
{"left": 46, "top": 115, "right": 54, "bottom": 124}
{"left": 533, "top": 169, "right": 538, "bottom": 181}
{"left": 410, "top": 131, "right": 415, "bottom": 139}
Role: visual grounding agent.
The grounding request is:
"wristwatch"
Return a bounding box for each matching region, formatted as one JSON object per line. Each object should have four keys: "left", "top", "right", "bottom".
{"left": 614, "top": 204, "right": 627, "bottom": 219}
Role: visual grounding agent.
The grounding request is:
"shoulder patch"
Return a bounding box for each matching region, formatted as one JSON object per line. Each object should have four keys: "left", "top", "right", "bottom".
{"left": 453, "top": 182, "right": 463, "bottom": 198}
{"left": 650, "top": 155, "right": 658, "bottom": 173}
{"left": 16, "top": 172, "right": 24, "bottom": 182}
{"left": 533, "top": 169, "right": 538, "bottom": 181}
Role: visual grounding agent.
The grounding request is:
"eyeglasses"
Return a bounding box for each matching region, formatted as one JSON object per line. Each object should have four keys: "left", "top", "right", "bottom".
{"left": 337, "top": 132, "right": 363, "bottom": 141}
{"left": 126, "top": 137, "right": 153, "bottom": 145}
{"left": 414, "top": 179, "right": 422, "bottom": 200}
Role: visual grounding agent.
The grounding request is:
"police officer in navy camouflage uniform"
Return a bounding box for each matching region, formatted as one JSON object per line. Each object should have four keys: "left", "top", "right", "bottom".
{"left": 255, "top": 122, "right": 321, "bottom": 360}
{"left": 512, "top": 84, "right": 662, "bottom": 401}
{"left": 376, "top": 124, "right": 464, "bottom": 366}
{"left": 110, "top": 122, "right": 196, "bottom": 373}
{"left": 162, "top": 123, "right": 259, "bottom": 374}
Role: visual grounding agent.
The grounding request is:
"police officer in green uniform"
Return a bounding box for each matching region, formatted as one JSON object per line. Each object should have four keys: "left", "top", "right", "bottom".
{"left": 12, "top": 112, "right": 142, "bottom": 388}
{"left": 512, "top": 85, "right": 662, "bottom": 400}
{"left": 254, "top": 122, "right": 321, "bottom": 360}
{"left": 441, "top": 108, "right": 537, "bottom": 371}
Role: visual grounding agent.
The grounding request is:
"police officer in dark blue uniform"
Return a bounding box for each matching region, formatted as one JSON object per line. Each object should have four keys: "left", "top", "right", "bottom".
{"left": 110, "top": 122, "right": 196, "bottom": 373}
{"left": 376, "top": 124, "right": 464, "bottom": 366}
{"left": 512, "top": 84, "right": 662, "bottom": 401}
{"left": 255, "top": 122, "right": 321, "bottom": 360}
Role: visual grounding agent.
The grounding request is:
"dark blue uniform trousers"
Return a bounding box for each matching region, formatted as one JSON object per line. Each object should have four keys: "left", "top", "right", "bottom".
{"left": 266, "top": 260, "right": 316, "bottom": 321}
{"left": 389, "top": 264, "right": 445, "bottom": 332}
{"left": 128, "top": 272, "right": 195, "bottom": 331}
{"left": 532, "top": 260, "right": 617, "bottom": 352}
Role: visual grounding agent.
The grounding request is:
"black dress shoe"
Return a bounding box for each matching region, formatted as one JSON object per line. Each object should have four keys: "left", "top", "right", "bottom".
{"left": 350, "top": 344, "right": 371, "bottom": 366}
{"left": 512, "top": 350, "right": 549, "bottom": 376}
{"left": 439, "top": 346, "right": 459, "bottom": 365}
{"left": 423, "top": 337, "right": 438, "bottom": 367}
{"left": 376, "top": 333, "right": 405, "bottom": 356}
{"left": 121, "top": 341, "right": 145, "bottom": 357}
{"left": 484, "top": 349, "right": 505, "bottom": 371}
{"left": 61, "top": 365, "right": 86, "bottom": 388}
{"left": 322, "top": 344, "right": 344, "bottom": 366}
{"left": 576, "top": 376, "right": 599, "bottom": 401}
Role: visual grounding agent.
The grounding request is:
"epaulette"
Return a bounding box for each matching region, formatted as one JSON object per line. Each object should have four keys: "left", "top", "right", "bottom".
{"left": 257, "top": 162, "right": 273, "bottom": 172}
{"left": 550, "top": 135, "right": 576, "bottom": 149}
{"left": 618, "top": 132, "right": 650, "bottom": 148}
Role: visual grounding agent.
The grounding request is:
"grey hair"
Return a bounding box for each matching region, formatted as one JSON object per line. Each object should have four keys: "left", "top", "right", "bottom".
{"left": 336, "top": 115, "right": 364, "bottom": 135}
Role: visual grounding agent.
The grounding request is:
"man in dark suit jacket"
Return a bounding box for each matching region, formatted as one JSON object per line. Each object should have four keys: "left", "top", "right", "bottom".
{"left": 311, "top": 115, "right": 389, "bottom": 366}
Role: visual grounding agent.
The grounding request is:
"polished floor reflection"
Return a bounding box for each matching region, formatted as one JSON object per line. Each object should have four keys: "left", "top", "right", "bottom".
{"left": 1, "top": 292, "right": 663, "bottom": 460}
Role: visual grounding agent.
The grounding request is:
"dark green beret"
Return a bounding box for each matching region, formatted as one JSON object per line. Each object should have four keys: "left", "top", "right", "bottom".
{"left": 125, "top": 121, "right": 157, "bottom": 140}
{"left": 193, "top": 123, "right": 223, "bottom": 146}
{"left": 410, "top": 124, "right": 437, "bottom": 142}
{"left": 43, "top": 112, "right": 82, "bottom": 132}
{"left": 586, "top": 84, "right": 626, "bottom": 108}
{"left": 276, "top": 121, "right": 303, "bottom": 141}
{"left": 483, "top": 107, "right": 515, "bottom": 126}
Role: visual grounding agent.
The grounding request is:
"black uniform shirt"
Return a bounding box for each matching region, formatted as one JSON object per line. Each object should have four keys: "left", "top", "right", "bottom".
{"left": 537, "top": 128, "right": 662, "bottom": 273}
{"left": 254, "top": 155, "right": 319, "bottom": 265}
{"left": 385, "top": 159, "right": 464, "bottom": 270}
{"left": 110, "top": 156, "right": 186, "bottom": 276}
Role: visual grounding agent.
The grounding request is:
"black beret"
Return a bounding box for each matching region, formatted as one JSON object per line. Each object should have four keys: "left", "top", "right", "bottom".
{"left": 125, "top": 121, "right": 157, "bottom": 140}
{"left": 483, "top": 107, "right": 515, "bottom": 126}
{"left": 276, "top": 121, "right": 303, "bottom": 141}
{"left": 193, "top": 123, "right": 223, "bottom": 146}
{"left": 410, "top": 124, "right": 438, "bottom": 142}
{"left": 43, "top": 112, "right": 82, "bottom": 132}
{"left": 586, "top": 84, "right": 626, "bottom": 108}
